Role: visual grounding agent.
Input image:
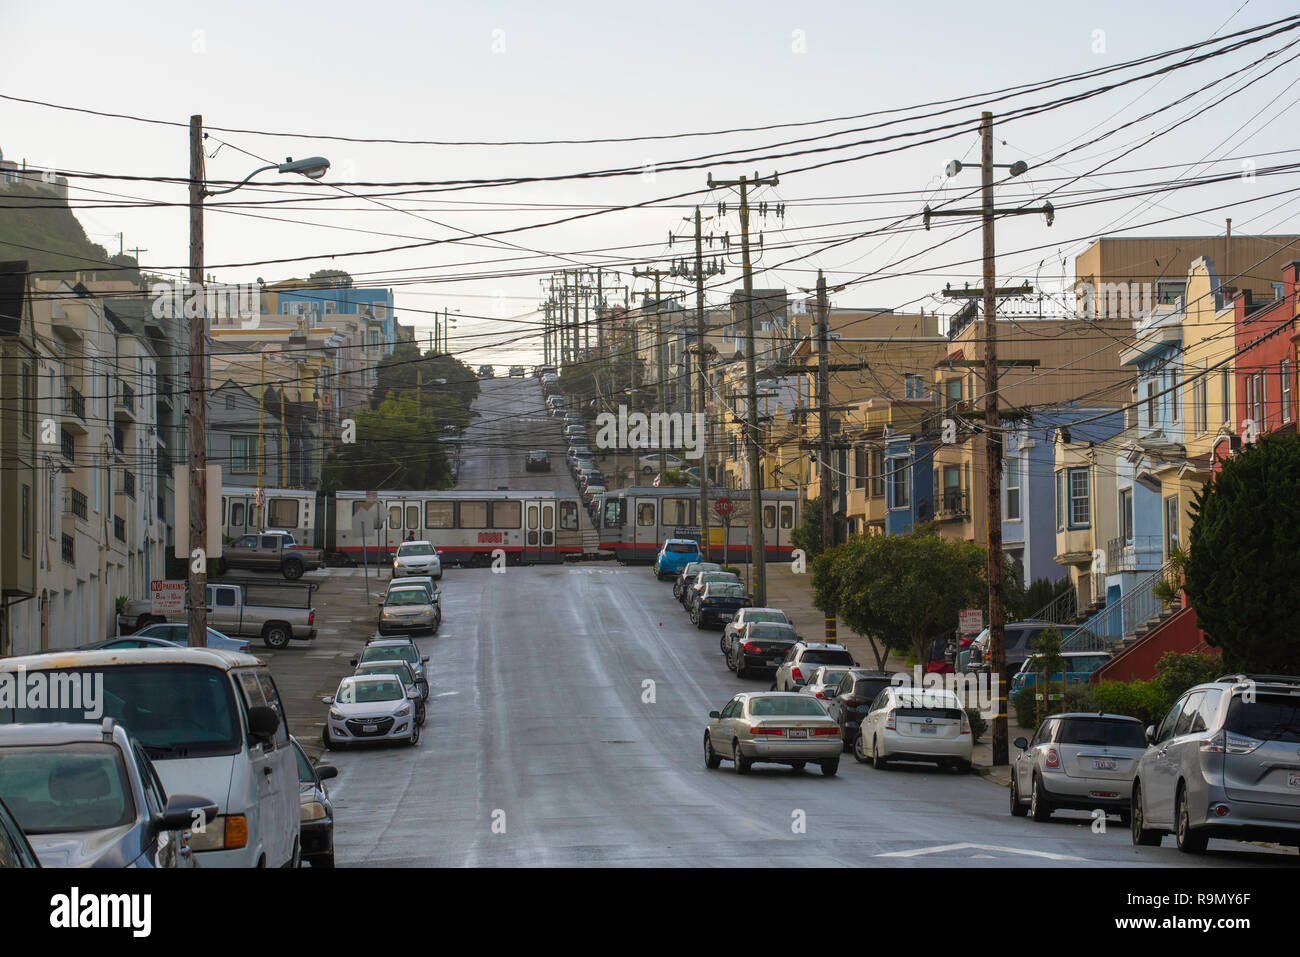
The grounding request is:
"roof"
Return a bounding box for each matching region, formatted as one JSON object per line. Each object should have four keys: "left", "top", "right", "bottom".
{"left": 0, "top": 647, "right": 262, "bottom": 671}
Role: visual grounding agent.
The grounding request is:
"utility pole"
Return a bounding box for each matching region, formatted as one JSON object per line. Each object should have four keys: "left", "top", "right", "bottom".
{"left": 679, "top": 206, "right": 720, "bottom": 560}
{"left": 816, "top": 270, "right": 836, "bottom": 641}
{"left": 257, "top": 353, "right": 265, "bottom": 491}
{"left": 708, "top": 171, "right": 778, "bottom": 606}
{"left": 187, "top": 114, "right": 209, "bottom": 647}
{"left": 633, "top": 266, "right": 672, "bottom": 478}
{"left": 280, "top": 384, "right": 288, "bottom": 487}
{"left": 922, "top": 114, "right": 1052, "bottom": 766}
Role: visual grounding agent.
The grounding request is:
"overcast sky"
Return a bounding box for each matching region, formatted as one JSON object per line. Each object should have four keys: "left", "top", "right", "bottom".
{"left": 4, "top": 0, "right": 1299, "bottom": 365}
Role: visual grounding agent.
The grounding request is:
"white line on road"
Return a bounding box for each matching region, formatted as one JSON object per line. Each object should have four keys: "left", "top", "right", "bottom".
{"left": 875, "top": 842, "right": 1089, "bottom": 862}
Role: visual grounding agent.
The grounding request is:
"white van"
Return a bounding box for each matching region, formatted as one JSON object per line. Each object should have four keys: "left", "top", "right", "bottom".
{"left": 0, "top": 647, "right": 299, "bottom": 867}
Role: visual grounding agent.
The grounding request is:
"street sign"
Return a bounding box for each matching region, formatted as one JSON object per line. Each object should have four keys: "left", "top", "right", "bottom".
{"left": 959, "top": 608, "right": 984, "bottom": 635}
{"left": 150, "top": 580, "right": 186, "bottom": 617}
{"left": 713, "top": 496, "right": 734, "bottom": 519}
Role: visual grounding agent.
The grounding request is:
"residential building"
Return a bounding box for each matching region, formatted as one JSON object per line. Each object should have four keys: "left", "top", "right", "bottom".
{"left": 0, "top": 261, "right": 39, "bottom": 655}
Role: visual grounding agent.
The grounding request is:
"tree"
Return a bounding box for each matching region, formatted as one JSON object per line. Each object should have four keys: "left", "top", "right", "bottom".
{"left": 791, "top": 496, "right": 824, "bottom": 559}
{"left": 309, "top": 268, "right": 353, "bottom": 287}
{"left": 370, "top": 343, "right": 479, "bottom": 420}
{"left": 322, "top": 392, "right": 450, "bottom": 491}
{"left": 1184, "top": 432, "right": 1300, "bottom": 673}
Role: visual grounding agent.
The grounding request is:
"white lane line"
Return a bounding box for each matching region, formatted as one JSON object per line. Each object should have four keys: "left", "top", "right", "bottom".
{"left": 875, "top": 842, "right": 1089, "bottom": 861}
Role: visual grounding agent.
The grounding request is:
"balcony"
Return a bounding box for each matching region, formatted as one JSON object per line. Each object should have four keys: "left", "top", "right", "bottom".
{"left": 122, "top": 470, "right": 135, "bottom": 500}
{"left": 935, "top": 487, "right": 970, "bottom": 521}
{"left": 1105, "top": 535, "right": 1163, "bottom": 574}
{"left": 114, "top": 383, "right": 136, "bottom": 422}
{"left": 156, "top": 376, "right": 175, "bottom": 411}
{"left": 113, "top": 516, "right": 126, "bottom": 542}
{"left": 69, "top": 489, "right": 88, "bottom": 522}
{"left": 62, "top": 386, "right": 88, "bottom": 435}
{"left": 59, "top": 429, "right": 75, "bottom": 463}
{"left": 60, "top": 533, "right": 74, "bottom": 565}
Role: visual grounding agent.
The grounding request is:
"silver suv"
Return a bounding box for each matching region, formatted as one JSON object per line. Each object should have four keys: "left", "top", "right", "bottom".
{"left": 1131, "top": 674, "right": 1300, "bottom": 854}
{"left": 772, "top": 642, "right": 858, "bottom": 692}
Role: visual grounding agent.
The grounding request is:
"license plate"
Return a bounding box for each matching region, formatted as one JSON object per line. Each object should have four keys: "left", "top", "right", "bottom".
{"left": 1289, "top": 772, "right": 1300, "bottom": 789}
{"left": 769, "top": 657, "right": 782, "bottom": 665}
{"left": 918, "top": 725, "right": 937, "bottom": 735}
{"left": 362, "top": 724, "right": 378, "bottom": 733}
{"left": 787, "top": 729, "right": 808, "bottom": 739}
{"left": 1093, "top": 758, "right": 1118, "bottom": 771}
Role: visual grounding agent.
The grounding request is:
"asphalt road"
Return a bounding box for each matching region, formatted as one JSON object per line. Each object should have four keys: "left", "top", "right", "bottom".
{"left": 306, "top": 375, "right": 1294, "bottom": 867}
{"left": 457, "top": 374, "right": 572, "bottom": 492}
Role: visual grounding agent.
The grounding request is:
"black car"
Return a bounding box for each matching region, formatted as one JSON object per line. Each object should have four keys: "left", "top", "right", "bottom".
{"left": 292, "top": 737, "right": 337, "bottom": 868}
{"left": 526, "top": 450, "right": 551, "bottom": 472}
{"left": 967, "top": 620, "right": 1061, "bottom": 681}
{"left": 691, "top": 581, "right": 752, "bottom": 630}
{"left": 0, "top": 797, "right": 39, "bottom": 868}
{"left": 824, "top": 670, "right": 903, "bottom": 751}
{"left": 729, "top": 622, "right": 798, "bottom": 679}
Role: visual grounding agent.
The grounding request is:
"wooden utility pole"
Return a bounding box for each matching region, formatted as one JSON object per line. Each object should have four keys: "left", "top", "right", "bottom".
{"left": 693, "top": 208, "right": 711, "bottom": 561}
{"left": 187, "top": 114, "right": 209, "bottom": 647}
{"left": 816, "top": 270, "right": 836, "bottom": 641}
{"left": 633, "top": 266, "right": 672, "bottom": 478}
{"left": 708, "top": 171, "right": 778, "bottom": 606}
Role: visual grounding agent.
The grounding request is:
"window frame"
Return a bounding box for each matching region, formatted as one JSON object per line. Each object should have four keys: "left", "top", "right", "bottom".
{"left": 1067, "top": 467, "right": 1090, "bottom": 530}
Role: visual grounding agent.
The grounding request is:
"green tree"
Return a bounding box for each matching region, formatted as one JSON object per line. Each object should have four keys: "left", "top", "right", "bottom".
{"left": 1184, "top": 432, "right": 1300, "bottom": 673}
{"left": 791, "top": 496, "right": 824, "bottom": 559}
{"left": 322, "top": 392, "right": 450, "bottom": 491}
{"left": 370, "top": 343, "right": 479, "bottom": 420}
{"left": 309, "top": 268, "right": 353, "bottom": 287}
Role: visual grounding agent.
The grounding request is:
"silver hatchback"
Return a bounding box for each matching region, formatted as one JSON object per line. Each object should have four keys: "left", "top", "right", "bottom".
{"left": 1010, "top": 712, "right": 1147, "bottom": 823}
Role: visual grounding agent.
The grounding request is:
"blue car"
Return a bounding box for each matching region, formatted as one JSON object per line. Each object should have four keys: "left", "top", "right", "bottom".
{"left": 1008, "top": 651, "right": 1112, "bottom": 702}
{"left": 654, "top": 539, "right": 702, "bottom": 581}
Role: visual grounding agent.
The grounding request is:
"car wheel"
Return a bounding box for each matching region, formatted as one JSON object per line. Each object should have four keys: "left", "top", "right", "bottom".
{"left": 1175, "top": 785, "right": 1208, "bottom": 854}
{"left": 704, "top": 733, "right": 722, "bottom": 769}
{"left": 720, "top": 635, "right": 729, "bottom": 654}
{"left": 1009, "top": 773, "right": 1029, "bottom": 817}
{"left": 726, "top": 649, "right": 737, "bottom": 673}
{"left": 1118, "top": 811, "right": 1132, "bottom": 827}
{"left": 1131, "top": 781, "right": 1162, "bottom": 846}
{"left": 853, "top": 732, "right": 870, "bottom": 764}
{"left": 408, "top": 721, "right": 421, "bottom": 747}
{"left": 769, "top": 682, "right": 777, "bottom": 691}
{"left": 791, "top": 761, "right": 806, "bottom": 772}
{"left": 735, "top": 656, "right": 747, "bottom": 680}
{"left": 695, "top": 612, "right": 707, "bottom": 630}
{"left": 872, "top": 736, "right": 888, "bottom": 770}
{"left": 820, "top": 757, "right": 839, "bottom": 777}
{"left": 1030, "top": 774, "right": 1052, "bottom": 822}
{"left": 263, "top": 624, "right": 291, "bottom": 650}
{"left": 282, "top": 558, "right": 304, "bottom": 580}
{"left": 733, "top": 740, "right": 751, "bottom": 775}
{"left": 313, "top": 851, "right": 335, "bottom": 868}
{"left": 954, "top": 760, "right": 972, "bottom": 775}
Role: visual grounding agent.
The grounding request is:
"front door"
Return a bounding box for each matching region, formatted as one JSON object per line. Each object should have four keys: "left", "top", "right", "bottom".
{"left": 540, "top": 502, "right": 555, "bottom": 559}
{"left": 525, "top": 502, "right": 541, "bottom": 561}
{"left": 633, "top": 497, "right": 658, "bottom": 557}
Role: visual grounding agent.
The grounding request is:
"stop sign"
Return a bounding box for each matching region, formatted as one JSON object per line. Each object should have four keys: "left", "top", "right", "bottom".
{"left": 713, "top": 496, "right": 733, "bottom": 519}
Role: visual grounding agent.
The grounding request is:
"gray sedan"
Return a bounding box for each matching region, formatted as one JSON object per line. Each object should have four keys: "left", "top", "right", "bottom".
{"left": 704, "top": 692, "right": 842, "bottom": 776}
{"left": 1010, "top": 712, "right": 1147, "bottom": 823}
{"left": 378, "top": 586, "right": 439, "bottom": 635}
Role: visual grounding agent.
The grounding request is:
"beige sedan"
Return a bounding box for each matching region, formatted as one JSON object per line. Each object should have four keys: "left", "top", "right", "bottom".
{"left": 705, "top": 692, "right": 842, "bottom": 776}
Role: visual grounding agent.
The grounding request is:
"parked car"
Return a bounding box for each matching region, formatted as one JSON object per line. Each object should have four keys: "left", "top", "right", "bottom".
{"left": 1011, "top": 712, "right": 1146, "bottom": 823}
{"left": 377, "top": 585, "right": 440, "bottom": 636}
{"left": 525, "top": 450, "right": 551, "bottom": 472}
{"left": 578, "top": 469, "right": 605, "bottom": 493}
{"left": 857, "top": 685, "right": 973, "bottom": 773}
{"left": 221, "top": 531, "right": 323, "bottom": 580}
{"left": 727, "top": 621, "right": 799, "bottom": 678}
{"left": 0, "top": 797, "right": 39, "bottom": 868}
{"left": 640, "top": 452, "right": 684, "bottom": 474}
{"left": 118, "top": 582, "right": 317, "bottom": 650}
{"left": 323, "top": 675, "right": 421, "bottom": 748}
{"left": 508, "top": 365, "right": 525, "bottom": 377}
{"left": 722, "top": 607, "right": 792, "bottom": 656}
{"left": 691, "top": 581, "right": 751, "bottom": 630}
{"left": 355, "top": 660, "right": 428, "bottom": 713}
{"left": 653, "top": 539, "right": 702, "bottom": 581}
{"left": 704, "top": 693, "right": 841, "bottom": 776}
{"left": 477, "top": 365, "right": 494, "bottom": 378}
{"left": 683, "top": 570, "right": 741, "bottom": 612}
{"left": 353, "top": 638, "right": 430, "bottom": 684}
{"left": 801, "top": 666, "right": 855, "bottom": 701}
{"left": 964, "top": 620, "right": 1061, "bottom": 680}
{"left": 0, "top": 720, "right": 217, "bottom": 868}
{"left": 1008, "top": 651, "right": 1112, "bottom": 703}
{"left": 1131, "top": 673, "right": 1300, "bottom": 854}
{"left": 0, "top": 648, "right": 300, "bottom": 867}
{"left": 773, "top": 641, "right": 857, "bottom": 692}
{"left": 392, "top": 540, "right": 442, "bottom": 580}
{"left": 825, "top": 670, "right": 904, "bottom": 752}
{"left": 291, "top": 736, "right": 337, "bottom": 868}
{"left": 387, "top": 577, "right": 441, "bottom": 613}
{"left": 725, "top": 621, "right": 797, "bottom": 670}
{"left": 98, "top": 622, "right": 251, "bottom": 654}
{"left": 582, "top": 485, "right": 606, "bottom": 509}
{"left": 675, "top": 561, "right": 721, "bottom": 602}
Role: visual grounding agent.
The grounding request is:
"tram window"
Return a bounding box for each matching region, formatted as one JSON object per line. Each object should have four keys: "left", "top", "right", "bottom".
{"left": 459, "top": 501, "right": 488, "bottom": 528}
{"left": 604, "top": 499, "right": 625, "bottom": 528}
{"left": 221, "top": 498, "right": 227, "bottom": 525}
{"left": 763, "top": 505, "right": 776, "bottom": 529}
{"left": 559, "top": 501, "right": 578, "bottom": 530}
{"left": 403, "top": 505, "right": 417, "bottom": 530}
{"left": 388, "top": 506, "right": 403, "bottom": 529}
{"left": 663, "top": 498, "right": 690, "bottom": 526}
{"left": 527, "top": 505, "right": 539, "bottom": 530}
{"left": 267, "top": 498, "right": 299, "bottom": 529}
{"left": 637, "top": 502, "right": 657, "bottom": 526}
{"left": 780, "top": 505, "right": 794, "bottom": 529}
{"left": 492, "top": 501, "right": 521, "bottom": 528}
{"left": 351, "top": 501, "right": 368, "bottom": 518}
{"left": 425, "top": 501, "right": 455, "bottom": 529}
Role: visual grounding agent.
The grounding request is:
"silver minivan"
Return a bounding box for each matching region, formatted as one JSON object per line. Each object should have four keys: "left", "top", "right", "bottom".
{"left": 0, "top": 648, "right": 300, "bottom": 868}
{"left": 1131, "top": 674, "right": 1300, "bottom": 853}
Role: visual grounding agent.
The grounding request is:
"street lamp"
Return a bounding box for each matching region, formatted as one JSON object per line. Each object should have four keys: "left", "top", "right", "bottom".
{"left": 186, "top": 114, "right": 327, "bottom": 648}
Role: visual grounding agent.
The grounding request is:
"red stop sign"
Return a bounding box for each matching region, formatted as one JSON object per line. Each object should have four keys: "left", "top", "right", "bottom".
{"left": 713, "top": 496, "right": 733, "bottom": 519}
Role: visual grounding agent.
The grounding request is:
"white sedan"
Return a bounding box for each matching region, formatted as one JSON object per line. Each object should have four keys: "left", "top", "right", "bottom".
{"left": 855, "top": 685, "right": 973, "bottom": 773}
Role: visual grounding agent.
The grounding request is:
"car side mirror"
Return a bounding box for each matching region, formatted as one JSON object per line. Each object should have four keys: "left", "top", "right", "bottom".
{"left": 316, "top": 764, "right": 338, "bottom": 781}
{"left": 158, "top": 794, "right": 219, "bottom": 832}
{"left": 408, "top": 688, "right": 420, "bottom": 700}
{"left": 1013, "top": 737, "right": 1028, "bottom": 751}
{"left": 422, "top": 656, "right": 430, "bottom": 664}
{"left": 708, "top": 710, "right": 720, "bottom": 719}
{"left": 247, "top": 705, "right": 280, "bottom": 743}
{"left": 1145, "top": 725, "right": 1156, "bottom": 744}
{"left": 323, "top": 696, "right": 335, "bottom": 706}
{"left": 349, "top": 657, "right": 359, "bottom": 667}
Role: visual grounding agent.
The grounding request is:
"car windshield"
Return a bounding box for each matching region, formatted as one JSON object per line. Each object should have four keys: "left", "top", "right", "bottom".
{"left": 666, "top": 543, "right": 698, "bottom": 554}
{"left": 749, "top": 697, "right": 828, "bottom": 717}
{"left": 398, "top": 544, "right": 435, "bottom": 557}
{"left": 895, "top": 691, "right": 961, "bottom": 713}
{"left": 0, "top": 744, "right": 135, "bottom": 835}
{"left": 0, "top": 664, "right": 243, "bottom": 759}
{"left": 337, "top": 679, "right": 404, "bottom": 704}
{"left": 801, "top": 649, "right": 854, "bottom": 665}
{"left": 386, "top": 590, "right": 429, "bottom": 607}
{"left": 361, "top": 646, "right": 418, "bottom": 665}
{"left": 684, "top": 564, "right": 719, "bottom": 577}
{"left": 816, "top": 669, "right": 852, "bottom": 686}
{"left": 1225, "top": 693, "right": 1300, "bottom": 743}
{"left": 359, "top": 664, "right": 413, "bottom": 683}
{"left": 709, "top": 584, "right": 746, "bottom": 598}
{"left": 699, "top": 573, "right": 737, "bottom": 585}
{"left": 1055, "top": 717, "right": 1146, "bottom": 748}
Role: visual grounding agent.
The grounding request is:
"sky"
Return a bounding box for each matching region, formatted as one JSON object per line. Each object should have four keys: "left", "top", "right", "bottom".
{"left": 3, "top": 0, "right": 1299, "bottom": 366}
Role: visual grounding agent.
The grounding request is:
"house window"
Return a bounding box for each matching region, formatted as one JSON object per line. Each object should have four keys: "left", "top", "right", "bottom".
{"left": 1220, "top": 369, "right": 1230, "bottom": 424}
{"left": 854, "top": 447, "right": 867, "bottom": 490}
{"left": 1005, "top": 456, "right": 1021, "bottom": 521}
{"left": 1281, "top": 359, "right": 1292, "bottom": 423}
{"left": 1055, "top": 469, "right": 1064, "bottom": 531}
{"left": 230, "top": 436, "right": 256, "bottom": 473}
{"left": 1168, "top": 370, "right": 1179, "bottom": 423}
{"left": 21, "top": 484, "right": 30, "bottom": 557}
{"left": 1156, "top": 280, "right": 1186, "bottom": 305}
{"left": 889, "top": 458, "right": 909, "bottom": 509}
{"left": 1164, "top": 495, "right": 1180, "bottom": 557}
{"left": 1253, "top": 371, "right": 1266, "bottom": 428}
{"left": 225, "top": 394, "right": 236, "bottom": 410}
{"left": 20, "top": 362, "right": 32, "bottom": 436}
{"left": 1068, "top": 467, "right": 1090, "bottom": 529}
{"left": 945, "top": 379, "right": 962, "bottom": 414}
{"left": 870, "top": 449, "right": 884, "bottom": 497}
{"left": 1146, "top": 380, "right": 1157, "bottom": 427}
{"left": 1119, "top": 488, "right": 1134, "bottom": 545}
{"left": 1192, "top": 375, "right": 1207, "bottom": 434}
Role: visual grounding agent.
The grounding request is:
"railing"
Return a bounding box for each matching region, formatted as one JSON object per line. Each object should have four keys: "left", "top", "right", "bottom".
{"left": 937, "top": 487, "right": 969, "bottom": 518}
{"left": 113, "top": 516, "right": 125, "bottom": 541}
{"left": 1023, "top": 586, "right": 1077, "bottom": 627}
{"left": 123, "top": 471, "right": 135, "bottom": 499}
{"left": 60, "top": 533, "right": 74, "bottom": 565}
{"left": 66, "top": 386, "right": 85, "bottom": 420}
{"left": 113, "top": 427, "right": 125, "bottom": 453}
{"left": 1063, "top": 559, "right": 1176, "bottom": 652}
{"left": 117, "top": 383, "right": 134, "bottom": 414}
{"left": 60, "top": 430, "right": 74, "bottom": 462}
{"left": 1106, "top": 535, "right": 1163, "bottom": 573}
{"left": 70, "top": 489, "right": 88, "bottom": 521}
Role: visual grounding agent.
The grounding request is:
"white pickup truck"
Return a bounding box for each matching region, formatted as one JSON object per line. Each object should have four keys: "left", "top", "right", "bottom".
{"left": 117, "top": 582, "right": 318, "bottom": 650}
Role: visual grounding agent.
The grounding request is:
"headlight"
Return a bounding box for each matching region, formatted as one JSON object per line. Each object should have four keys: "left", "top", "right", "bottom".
{"left": 189, "top": 813, "right": 247, "bottom": 851}
{"left": 301, "top": 801, "right": 329, "bottom": 823}
{"left": 396, "top": 705, "right": 411, "bottom": 717}
{"left": 329, "top": 708, "right": 344, "bottom": 720}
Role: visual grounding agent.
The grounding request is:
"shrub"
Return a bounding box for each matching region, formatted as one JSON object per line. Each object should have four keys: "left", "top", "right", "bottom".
{"left": 1061, "top": 683, "right": 1098, "bottom": 714}
{"left": 1153, "top": 650, "right": 1220, "bottom": 702}
{"left": 965, "top": 708, "right": 987, "bottom": 743}
{"left": 1092, "top": 679, "right": 1169, "bottom": 726}
{"left": 1013, "top": 682, "right": 1050, "bottom": 729}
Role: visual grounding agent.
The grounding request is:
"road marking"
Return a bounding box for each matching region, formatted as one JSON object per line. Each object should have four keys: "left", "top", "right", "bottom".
{"left": 434, "top": 691, "right": 459, "bottom": 697}
{"left": 875, "top": 842, "right": 1088, "bottom": 862}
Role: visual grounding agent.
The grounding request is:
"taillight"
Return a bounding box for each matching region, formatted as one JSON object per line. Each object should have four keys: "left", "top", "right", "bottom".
{"left": 1045, "top": 747, "right": 1061, "bottom": 769}
{"left": 751, "top": 726, "right": 783, "bottom": 736}
{"left": 813, "top": 727, "right": 840, "bottom": 736}
{"left": 308, "top": 611, "right": 315, "bottom": 626}
{"left": 884, "top": 711, "right": 896, "bottom": 731}
{"left": 791, "top": 667, "right": 803, "bottom": 682}
{"left": 960, "top": 710, "right": 971, "bottom": 735}
{"left": 742, "top": 642, "right": 759, "bottom": 653}
{"left": 1202, "top": 730, "right": 1263, "bottom": 754}
{"left": 815, "top": 691, "right": 826, "bottom": 699}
